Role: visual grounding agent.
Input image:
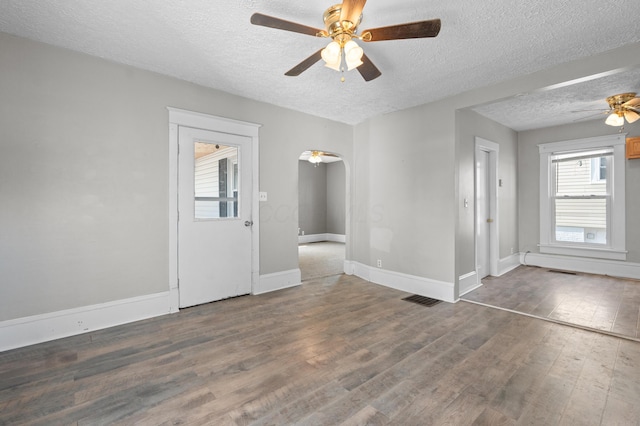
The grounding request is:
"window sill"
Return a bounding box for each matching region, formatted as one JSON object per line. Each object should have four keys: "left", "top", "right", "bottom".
{"left": 539, "top": 244, "right": 627, "bottom": 261}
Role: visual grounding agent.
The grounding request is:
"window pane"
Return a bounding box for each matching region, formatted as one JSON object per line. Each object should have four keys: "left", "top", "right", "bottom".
{"left": 554, "top": 198, "right": 606, "bottom": 244}
{"left": 194, "top": 142, "right": 239, "bottom": 219}
{"left": 555, "top": 154, "right": 609, "bottom": 196}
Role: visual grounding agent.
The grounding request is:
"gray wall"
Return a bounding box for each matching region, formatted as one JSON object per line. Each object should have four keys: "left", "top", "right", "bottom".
{"left": 298, "top": 161, "right": 327, "bottom": 235}
{"left": 351, "top": 41, "right": 640, "bottom": 299}
{"left": 297, "top": 160, "right": 346, "bottom": 236}
{"left": 353, "top": 105, "right": 457, "bottom": 283}
{"left": 2, "top": 30, "right": 640, "bottom": 324}
{"left": 455, "top": 109, "right": 518, "bottom": 289}
{"left": 0, "top": 32, "right": 352, "bottom": 321}
{"left": 518, "top": 119, "right": 640, "bottom": 262}
{"left": 326, "top": 161, "right": 346, "bottom": 235}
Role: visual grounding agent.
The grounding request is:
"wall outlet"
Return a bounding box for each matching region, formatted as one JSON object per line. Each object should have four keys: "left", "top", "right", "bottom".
{"left": 259, "top": 191, "right": 268, "bottom": 202}
{"left": 377, "top": 259, "right": 382, "bottom": 268}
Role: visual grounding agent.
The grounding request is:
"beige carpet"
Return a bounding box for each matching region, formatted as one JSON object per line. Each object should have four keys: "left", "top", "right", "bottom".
{"left": 298, "top": 241, "right": 345, "bottom": 281}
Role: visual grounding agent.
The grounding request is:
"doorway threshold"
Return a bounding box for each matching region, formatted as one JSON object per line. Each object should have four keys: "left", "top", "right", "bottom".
{"left": 461, "top": 299, "right": 640, "bottom": 343}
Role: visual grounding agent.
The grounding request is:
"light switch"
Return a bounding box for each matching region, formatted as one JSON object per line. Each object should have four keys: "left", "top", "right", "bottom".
{"left": 259, "top": 192, "right": 268, "bottom": 202}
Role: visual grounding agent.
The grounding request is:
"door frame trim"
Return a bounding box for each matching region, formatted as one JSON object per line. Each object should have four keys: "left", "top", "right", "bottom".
{"left": 168, "top": 107, "right": 261, "bottom": 312}
{"left": 475, "top": 137, "right": 499, "bottom": 278}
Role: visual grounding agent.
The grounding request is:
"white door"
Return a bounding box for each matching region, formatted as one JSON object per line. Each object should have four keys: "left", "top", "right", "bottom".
{"left": 178, "top": 126, "right": 253, "bottom": 308}
{"left": 476, "top": 149, "right": 491, "bottom": 279}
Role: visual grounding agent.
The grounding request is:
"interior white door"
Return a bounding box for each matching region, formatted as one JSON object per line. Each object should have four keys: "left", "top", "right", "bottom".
{"left": 476, "top": 149, "right": 491, "bottom": 279}
{"left": 178, "top": 126, "right": 252, "bottom": 308}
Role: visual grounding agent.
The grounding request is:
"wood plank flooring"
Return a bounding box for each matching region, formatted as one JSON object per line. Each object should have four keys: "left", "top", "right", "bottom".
{"left": 298, "top": 242, "right": 345, "bottom": 281}
{"left": 2, "top": 274, "right": 640, "bottom": 425}
{"left": 462, "top": 265, "right": 640, "bottom": 340}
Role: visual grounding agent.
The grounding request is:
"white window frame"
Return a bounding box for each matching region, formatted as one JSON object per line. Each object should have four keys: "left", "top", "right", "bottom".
{"left": 590, "top": 156, "right": 607, "bottom": 183}
{"left": 539, "top": 134, "right": 626, "bottom": 260}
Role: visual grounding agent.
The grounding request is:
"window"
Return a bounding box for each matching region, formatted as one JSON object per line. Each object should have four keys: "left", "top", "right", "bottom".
{"left": 194, "top": 142, "right": 239, "bottom": 219}
{"left": 539, "top": 134, "right": 626, "bottom": 260}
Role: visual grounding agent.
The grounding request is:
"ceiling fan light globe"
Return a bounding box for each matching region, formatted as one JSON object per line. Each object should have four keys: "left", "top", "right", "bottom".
{"left": 344, "top": 40, "right": 364, "bottom": 70}
{"left": 624, "top": 110, "right": 640, "bottom": 124}
{"left": 308, "top": 151, "right": 322, "bottom": 164}
{"left": 346, "top": 57, "right": 363, "bottom": 70}
{"left": 324, "top": 60, "right": 342, "bottom": 71}
{"left": 605, "top": 113, "right": 624, "bottom": 127}
{"left": 344, "top": 40, "right": 363, "bottom": 59}
{"left": 321, "top": 41, "right": 341, "bottom": 63}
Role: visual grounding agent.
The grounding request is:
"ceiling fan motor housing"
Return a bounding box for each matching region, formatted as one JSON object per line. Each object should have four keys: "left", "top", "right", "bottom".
{"left": 606, "top": 92, "right": 636, "bottom": 109}
{"left": 323, "top": 4, "right": 360, "bottom": 44}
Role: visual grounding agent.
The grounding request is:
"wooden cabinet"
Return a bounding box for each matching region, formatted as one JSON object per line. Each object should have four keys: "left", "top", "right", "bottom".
{"left": 627, "top": 137, "right": 640, "bottom": 159}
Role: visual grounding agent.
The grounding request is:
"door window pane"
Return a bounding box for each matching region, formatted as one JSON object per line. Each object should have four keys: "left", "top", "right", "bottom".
{"left": 194, "top": 142, "right": 239, "bottom": 219}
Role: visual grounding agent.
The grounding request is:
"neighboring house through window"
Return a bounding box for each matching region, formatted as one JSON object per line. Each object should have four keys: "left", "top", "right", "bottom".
{"left": 538, "top": 134, "right": 626, "bottom": 260}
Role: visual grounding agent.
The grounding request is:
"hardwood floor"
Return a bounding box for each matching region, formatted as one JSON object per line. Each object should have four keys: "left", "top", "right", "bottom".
{"left": 298, "top": 241, "right": 345, "bottom": 281}
{"left": 2, "top": 274, "right": 640, "bottom": 425}
{"left": 462, "top": 266, "right": 640, "bottom": 341}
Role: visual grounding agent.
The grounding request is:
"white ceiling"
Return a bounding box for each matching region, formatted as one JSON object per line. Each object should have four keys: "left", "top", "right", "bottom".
{"left": 1, "top": 0, "right": 640, "bottom": 129}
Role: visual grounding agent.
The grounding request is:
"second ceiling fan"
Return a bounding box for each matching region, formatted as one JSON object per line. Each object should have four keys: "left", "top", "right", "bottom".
{"left": 250, "top": 0, "right": 441, "bottom": 82}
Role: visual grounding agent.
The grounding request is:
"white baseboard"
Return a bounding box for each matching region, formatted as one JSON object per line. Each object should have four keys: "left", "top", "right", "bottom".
{"left": 459, "top": 271, "right": 481, "bottom": 297}
{"left": 344, "top": 260, "right": 356, "bottom": 275}
{"left": 520, "top": 252, "right": 640, "bottom": 280}
{"left": 350, "top": 261, "right": 455, "bottom": 303}
{"left": 498, "top": 253, "right": 521, "bottom": 276}
{"left": 255, "top": 269, "right": 301, "bottom": 295}
{"left": 0, "top": 292, "right": 173, "bottom": 352}
{"left": 298, "top": 233, "right": 346, "bottom": 244}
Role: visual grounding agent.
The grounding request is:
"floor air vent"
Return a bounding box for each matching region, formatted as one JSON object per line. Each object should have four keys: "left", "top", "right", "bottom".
{"left": 402, "top": 295, "right": 442, "bottom": 307}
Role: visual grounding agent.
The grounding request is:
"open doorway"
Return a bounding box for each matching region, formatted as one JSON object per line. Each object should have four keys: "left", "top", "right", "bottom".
{"left": 298, "top": 150, "right": 346, "bottom": 281}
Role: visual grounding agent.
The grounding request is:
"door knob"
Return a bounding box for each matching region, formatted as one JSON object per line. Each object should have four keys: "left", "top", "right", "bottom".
{"left": 244, "top": 220, "right": 253, "bottom": 227}
{"left": 486, "top": 218, "right": 494, "bottom": 223}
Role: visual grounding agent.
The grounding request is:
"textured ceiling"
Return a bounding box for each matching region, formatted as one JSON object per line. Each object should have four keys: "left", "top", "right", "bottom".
{"left": 472, "top": 68, "right": 640, "bottom": 131}
{"left": 1, "top": 0, "right": 640, "bottom": 127}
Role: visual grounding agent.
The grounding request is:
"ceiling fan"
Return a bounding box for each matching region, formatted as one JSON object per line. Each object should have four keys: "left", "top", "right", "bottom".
{"left": 250, "top": 0, "right": 441, "bottom": 82}
{"left": 603, "top": 93, "right": 640, "bottom": 127}
{"left": 574, "top": 92, "right": 640, "bottom": 128}
{"left": 304, "top": 150, "right": 340, "bottom": 166}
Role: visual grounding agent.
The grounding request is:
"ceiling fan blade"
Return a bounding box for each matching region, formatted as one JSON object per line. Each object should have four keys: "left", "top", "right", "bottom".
{"left": 624, "top": 97, "right": 640, "bottom": 107}
{"left": 570, "top": 109, "right": 608, "bottom": 113}
{"left": 285, "top": 49, "right": 323, "bottom": 76}
{"left": 340, "top": 0, "right": 367, "bottom": 26}
{"left": 251, "top": 13, "right": 323, "bottom": 37}
{"left": 362, "top": 19, "right": 441, "bottom": 41}
{"left": 572, "top": 112, "right": 609, "bottom": 122}
{"left": 357, "top": 53, "right": 381, "bottom": 82}
{"left": 625, "top": 110, "right": 640, "bottom": 123}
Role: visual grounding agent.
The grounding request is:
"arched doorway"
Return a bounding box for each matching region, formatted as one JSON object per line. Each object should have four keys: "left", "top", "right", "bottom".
{"left": 297, "top": 150, "right": 346, "bottom": 281}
